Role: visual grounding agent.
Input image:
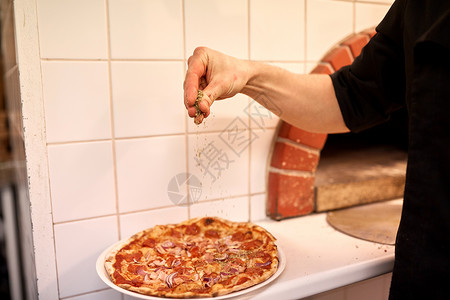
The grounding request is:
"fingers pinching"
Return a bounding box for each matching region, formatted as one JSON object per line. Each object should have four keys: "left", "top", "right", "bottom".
{"left": 194, "top": 90, "right": 206, "bottom": 124}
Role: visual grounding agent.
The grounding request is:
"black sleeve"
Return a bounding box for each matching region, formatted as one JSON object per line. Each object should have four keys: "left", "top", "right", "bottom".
{"left": 331, "top": 0, "right": 407, "bottom": 133}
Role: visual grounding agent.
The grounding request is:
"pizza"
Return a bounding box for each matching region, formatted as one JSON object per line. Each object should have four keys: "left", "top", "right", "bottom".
{"left": 104, "top": 217, "right": 279, "bottom": 298}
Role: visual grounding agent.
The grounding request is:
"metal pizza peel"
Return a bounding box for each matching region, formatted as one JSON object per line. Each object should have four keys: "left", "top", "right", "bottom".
{"left": 326, "top": 199, "right": 403, "bottom": 245}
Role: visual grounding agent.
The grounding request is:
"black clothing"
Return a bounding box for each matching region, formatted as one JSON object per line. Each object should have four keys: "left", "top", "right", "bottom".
{"left": 331, "top": 0, "right": 450, "bottom": 299}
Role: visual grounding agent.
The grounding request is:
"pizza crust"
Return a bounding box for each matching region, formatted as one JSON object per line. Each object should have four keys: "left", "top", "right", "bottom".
{"left": 104, "top": 217, "right": 279, "bottom": 298}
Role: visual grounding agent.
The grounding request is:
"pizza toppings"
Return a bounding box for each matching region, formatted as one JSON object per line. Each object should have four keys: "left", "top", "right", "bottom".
{"left": 194, "top": 90, "right": 205, "bottom": 125}
{"left": 165, "top": 272, "right": 177, "bottom": 288}
{"left": 104, "top": 217, "right": 279, "bottom": 298}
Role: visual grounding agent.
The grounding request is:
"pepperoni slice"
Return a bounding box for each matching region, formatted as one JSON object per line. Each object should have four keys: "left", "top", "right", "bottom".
{"left": 231, "top": 230, "right": 252, "bottom": 242}
{"left": 189, "top": 245, "right": 201, "bottom": 258}
{"left": 184, "top": 224, "right": 200, "bottom": 235}
{"left": 142, "top": 238, "right": 156, "bottom": 248}
{"left": 169, "top": 228, "right": 182, "bottom": 238}
{"left": 245, "top": 267, "right": 264, "bottom": 276}
{"left": 127, "top": 264, "right": 145, "bottom": 274}
{"left": 231, "top": 232, "right": 244, "bottom": 242}
{"left": 236, "top": 277, "right": 250, "bottom": 285}
{"left": 204, "top": 229, "right": 219, "bottom": 238}
{"left": 124, "top": 252, "right": 143, "bottom": 262}
{"left": 241, "top": 239, "right": 263, "bottom": 250}
{"left": 113, "top": 270, "right": 130, "bottom": 284}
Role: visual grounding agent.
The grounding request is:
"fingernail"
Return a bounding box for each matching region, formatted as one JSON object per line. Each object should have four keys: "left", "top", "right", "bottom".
{"left": 194, "top": 114, "right": 204, "bottom": 125}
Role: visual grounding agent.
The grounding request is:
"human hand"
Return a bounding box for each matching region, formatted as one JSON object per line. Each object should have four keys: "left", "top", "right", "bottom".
{"left": 183, "top": 47, "right": 250, "bottom": 124}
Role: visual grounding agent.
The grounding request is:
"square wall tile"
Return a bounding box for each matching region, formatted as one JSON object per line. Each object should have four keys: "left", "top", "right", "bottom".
{"left": 250, "top": 128, "right": 275, "bottom": 193}
{"left": 115, "top": 136, "right": 186, "bottom": 213}
{"left": 67, "top": 289, "right": 122, "bottom": 300}
{"left": 250, "top": 194, "right": 267, "bottom": 222}
{"left": 356, "top": 0, "right": 394, "bottom": 3}
{"left": 187, "top": 94, "right": 249, "bottom": 133}
{"left": 355, "top": 2, "right": 391, "bottom": 33}
{"left": 48, "top": 141, "right": 116, "bottom": 223}
{"left": 119, "top": 206, "right": 189, "bottom": 239}
{"left": 54, "top": 216, "right": 118, "bottom": 298}
{"left": 108, "top": 0, "right": 183, "bottom": 59}
{"left": 42, "top": 61, "right": 111, "bottom": 143}
{"left": 306, "top": 0, "right": 353, "bottom": 61}
{"left": 306, "top": 62, "right": 320, "bottom": 74}
{"left": 187, "top": 131, "right": 249, "bottom": 201}
{"left": 190, "top": 196, "right": 250, "bottom": 222}
{"left": 111, "top": 61, "right": 185, "bottom": 138}
{"left": 185, "top": 0, "right": 248, "bottom": 59}
{"left": 250, "top": 0, "right": 305, "bottom": 61}
{"left": 36, "top": 0, "right": 108, "bottom": 59}
{"left": 248, "top": 99, "right": 280, "bottom": 129}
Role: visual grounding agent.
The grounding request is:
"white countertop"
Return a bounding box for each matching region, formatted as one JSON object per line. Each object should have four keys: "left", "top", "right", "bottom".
{"left": 243, "top": 206, "right": 396, "bottom": 300}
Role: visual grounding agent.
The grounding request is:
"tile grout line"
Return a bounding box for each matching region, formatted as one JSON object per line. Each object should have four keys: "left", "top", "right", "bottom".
{"left": 247, "top": 0, "right": 252, "bottom": 222}
{"left": 45, "top": 126, "right": 278, "bottom": 146}
{"left": 51, "top": 191, "right": 269, "bottom": 226}
{"left": 104, "top": 0, "right": 122, "bottom": 243}
{"left": 40, "top": 57, "right": 313, "bottom": 64}
{"left": 40, "top": 58, "right": 185, "bottom": 62}
{"left": 304, "top": 0, "right": 308, "bottom": 73}
{"left": 353, "top": 0, "right": 357, "bottom": 34}
{"left": 182, "top": 0, "right": 192, "bottom": 219}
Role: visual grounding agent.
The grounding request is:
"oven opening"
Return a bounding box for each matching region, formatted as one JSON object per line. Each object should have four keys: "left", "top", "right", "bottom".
{"left": 314, "top": 108, "right": 409, "bottom": 212}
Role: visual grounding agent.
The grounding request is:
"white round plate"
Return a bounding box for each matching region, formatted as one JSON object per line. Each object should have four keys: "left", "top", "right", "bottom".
{"left": 96, "top": 241, "right": 286, "bottom": 299}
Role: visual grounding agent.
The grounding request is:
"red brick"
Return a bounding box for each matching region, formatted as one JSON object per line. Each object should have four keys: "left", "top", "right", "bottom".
{"left": 267, "top": 172, "right": 315, "bottom": 220}
{"left": 310, "top": 63, "right": 334, "bottom": 75}
{"left": 341, "top": 34, "right": 370, "bottom": 58}
{"left": 322, "top": 46, "right": 353, "bottom": 71}
{"left": 278, "top": 122, "right": 328, "bottom": 150}
{"left": 271, "top": 142, "right": 319, "bottom": 172}
{"left": 267, "top": 27, "right": 379, "bottom": 221}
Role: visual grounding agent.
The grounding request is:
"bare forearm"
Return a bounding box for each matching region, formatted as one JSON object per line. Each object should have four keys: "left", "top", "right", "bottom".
{"left": 184, "top": 47, "right": 349, "bottom": 133}
{"left": 242, "top": 61, "right": 349, "bottom": 133}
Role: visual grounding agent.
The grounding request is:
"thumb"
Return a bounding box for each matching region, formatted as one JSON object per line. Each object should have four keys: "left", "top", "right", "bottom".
{"left": 198, "top": 79, "right": 233, "bottom": 117}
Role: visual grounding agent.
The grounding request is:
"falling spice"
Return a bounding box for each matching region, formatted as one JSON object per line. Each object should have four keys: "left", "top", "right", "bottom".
{"left": 194, "top": 89, "right": 205, "bottom": 125}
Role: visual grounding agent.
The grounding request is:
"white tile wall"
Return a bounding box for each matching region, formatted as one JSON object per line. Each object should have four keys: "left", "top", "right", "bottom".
{"left": 111, "top": 61, "right": 186, "bottom": 138}
{"left": 41, "top": 61, "right": 112, "bottom": 143}
{"left": 250, "top": 0, "right": 305, "bottom": 61}
{"left": 190, "top": 196, "right": 250, "bottom": 222}
{"left": 108, "top": 0, "right": 184, "bottom": 59}
{"left": 184, "top": 0, "right": 249, "bottom": 59}
{"left": 250, "top": 128, "right": 275, "bottom": 193}
{"left": 36, "top": 0, "right": 108, "bottom": 59}
{"left": 186, "top": 93, "right": 250, "bottom": 133}
{"left": 67, "top": 289, "right": 122, "bottom": 300}
{"left": 187, "top": 132, "right": 250, "bottom": 201}
{"left": 306, "top": 0, "right": 353, "bottom": 61}
{"left": 53, "top": 216, "right": 118, "bottom": 298}
{"left": 47, "top": 141, "right": 116, "bottom": 223}
{"left": 250, "top": 193, "right": 268, "bottom": 221}
{"left": 16, "top": 0, "right": 394, "bottom": 298}
{"left": 119, "top": 206, "right": 189, "bottom": 239}
{"left": 115, "top": 136, "right": 186, "bottom": 212}
{"left": 355, "top": 2, "right": 392, "bottom": 33}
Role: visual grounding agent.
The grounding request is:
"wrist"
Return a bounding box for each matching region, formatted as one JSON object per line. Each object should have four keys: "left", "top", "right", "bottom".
{"left": 241, "top": 60, "right": 264, "bottom": 98}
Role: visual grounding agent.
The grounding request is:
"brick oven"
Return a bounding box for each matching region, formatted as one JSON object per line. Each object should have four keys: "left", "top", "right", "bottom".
{"left": 267, "top": 28, "right": 408, "bottom": 220}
